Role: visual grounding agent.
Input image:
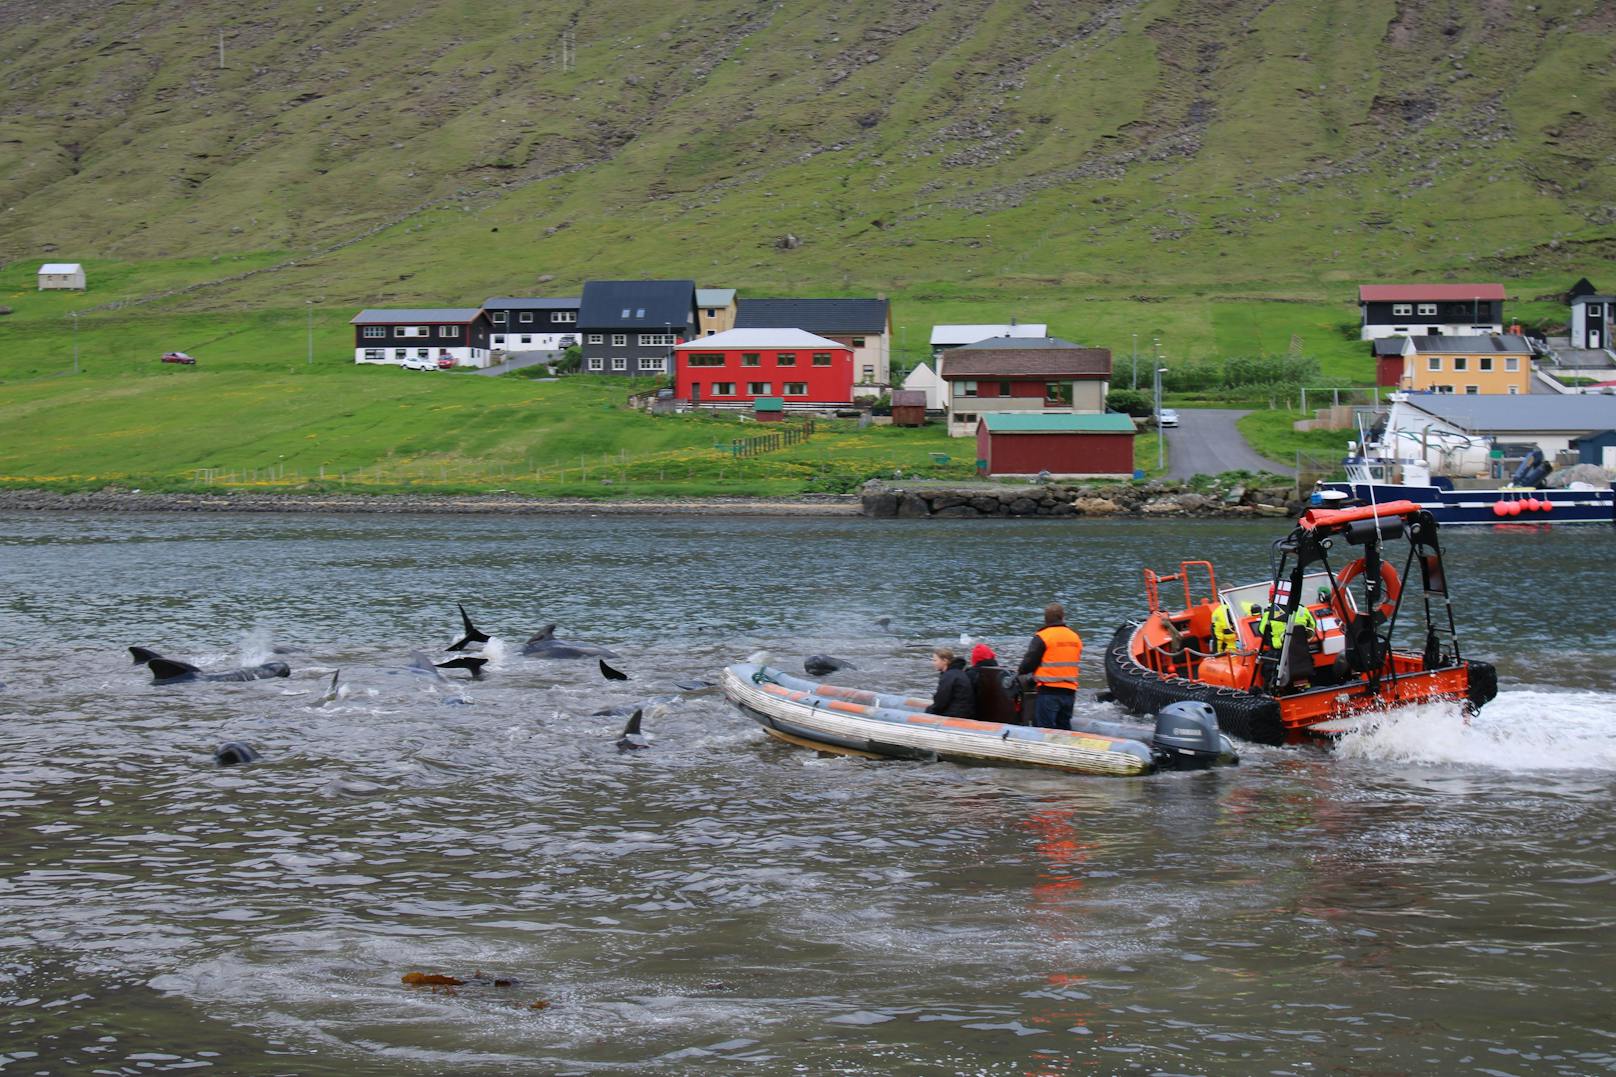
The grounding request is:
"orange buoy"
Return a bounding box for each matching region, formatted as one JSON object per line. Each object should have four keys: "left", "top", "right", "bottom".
{"left": 1524, "top": 497, "right": 1540, "bottom": 512}
{"left": 1492, "top": 501, "right": 1509, "bottom": 517}
{"left": 1506, "top": 499, "right": 1523, "bottom": 516}
{"left": 1540, "top": 497, "right": 1554, "bottom": 513}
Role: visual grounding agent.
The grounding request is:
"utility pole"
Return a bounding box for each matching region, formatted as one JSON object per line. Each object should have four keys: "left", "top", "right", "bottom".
{"left": 1154, "top": 366, "right": 1168, "bottom": 470}
{"left": 306, "top": 300, "right": 314, "bottom": 365}
{"left": 71, "top": 311, "right": 79, "bottom": 374}
{"left": 1131, "top": 332, "right": 1138, "bottom": 390}
{"left": 218, "top": 30, "right": 225, "bottom": 69}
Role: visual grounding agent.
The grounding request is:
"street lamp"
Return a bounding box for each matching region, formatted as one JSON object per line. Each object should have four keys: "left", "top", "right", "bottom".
{"left": 1154, "top": 366, "right": 1168, "bottom": 470}
{"left": 306, "top": 300, "right": 314, "bottom": 365}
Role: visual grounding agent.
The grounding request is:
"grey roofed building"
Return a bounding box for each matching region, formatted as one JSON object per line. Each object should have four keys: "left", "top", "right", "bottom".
{"left": 1403, "top": 393, "right": 1616, "bottom": 432}
{"left": 578, "top": 280, "right": 697, "bottom": 329}
{"left": 351, "top": 308, "right": 484, "bottom": 323}
{"left": 1371, "top": 338, "right": 1406, "bottom": 357}
{"left": 696, "top": 288, "right": 736, "bottom": 307}
{"left": 482, "top": 296, "right": 580, "bottom": 309}
{"left": 735, "top": 298, "right": 890, "bottom": 332}
{"left": 1404, "top": 334, "right": 1532, "bottom": 353}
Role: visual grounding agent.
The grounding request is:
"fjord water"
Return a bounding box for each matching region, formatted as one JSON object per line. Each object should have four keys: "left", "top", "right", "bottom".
{"left": 1, "top": 512, "right": 1612, "bottom": 1075}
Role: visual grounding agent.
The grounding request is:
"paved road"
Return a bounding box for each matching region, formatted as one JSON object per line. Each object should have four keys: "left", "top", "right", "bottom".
{"left": 472, "top": 349, "right": 561, "bottom": 376}
{"left": 1163, "top": 408, "right": 1294, "bottom": 479}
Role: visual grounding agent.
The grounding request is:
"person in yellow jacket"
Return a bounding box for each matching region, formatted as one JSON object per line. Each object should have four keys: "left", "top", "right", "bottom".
{"left": 1256, "top": 599, "right": 1317, "bottom": 650}
{"left": 1016, "top": 602, "right": 1083, "bottom": 730}
{"left": 1210, "top": 603, "right": 1239, "bottom": 653}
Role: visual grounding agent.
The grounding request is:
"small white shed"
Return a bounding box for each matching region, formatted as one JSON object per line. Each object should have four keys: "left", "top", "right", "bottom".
{"left": 37, "top": 263, "right": 86, "bottom": 290}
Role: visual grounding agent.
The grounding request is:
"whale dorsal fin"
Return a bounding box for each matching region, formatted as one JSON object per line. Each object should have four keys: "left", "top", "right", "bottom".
{"left": 622, "top": 709, "right": 643, "bottom": 737}
{"left": 525, "top": 624, "right": 557, "bottom": 645}
{"left": 147, "top": 658, "right": 200, "bottom": 681}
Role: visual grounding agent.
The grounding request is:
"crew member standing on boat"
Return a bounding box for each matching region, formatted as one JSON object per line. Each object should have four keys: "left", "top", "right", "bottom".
{"left": 1018, "top": 602, "right": 1083, "bottom": 731}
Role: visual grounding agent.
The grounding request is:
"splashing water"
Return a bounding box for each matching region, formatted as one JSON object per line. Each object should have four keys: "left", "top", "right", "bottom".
{"left": 1335, "top": 691, "right": 1616, "bottom": 771}
{"left": 238, "top": 625, "right": 276, "bottom": 666}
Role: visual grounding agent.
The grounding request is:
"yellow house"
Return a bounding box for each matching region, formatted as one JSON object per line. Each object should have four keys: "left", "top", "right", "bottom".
{"left": 1401, "top": 334, "right": 1533, "bottom": 395}
{"left": 695, "top": 288, "right": 737, "bottom": 337}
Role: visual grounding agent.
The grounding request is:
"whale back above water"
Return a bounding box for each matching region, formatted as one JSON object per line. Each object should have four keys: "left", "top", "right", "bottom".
{"left": 522, "top": 625, "right": 618, "bottom": 659}
{"left": 147, "top": 657, "right": 291, "bottom": 685}
{"left": 804, "top": 655, "right": 856, "bottom": 676}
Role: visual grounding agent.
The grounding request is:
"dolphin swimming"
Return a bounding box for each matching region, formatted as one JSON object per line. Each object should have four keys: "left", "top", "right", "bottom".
{"left": 616, "top": 710, "right": 649, "bottom": 752}
{"left": 521, "top": 624, "right": 620, "bottom": 660}
{"left": 146, "top": 657, "right": 291, "bottom": 685}
{"left": 804, "top": 655, "right": 857, "bottom": 676}
{"left": 447, "top": 604, "right": 490, "bottom": 652}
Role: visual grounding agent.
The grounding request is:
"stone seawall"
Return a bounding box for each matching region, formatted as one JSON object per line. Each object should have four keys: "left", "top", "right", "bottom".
{"left": 860, "top": 480, "right": 1307, "bottom": 519}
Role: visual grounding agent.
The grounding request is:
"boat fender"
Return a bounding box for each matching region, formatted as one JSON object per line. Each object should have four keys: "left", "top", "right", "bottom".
{"left": 1151, "top": 701, "right": 1222, "bottom": 770}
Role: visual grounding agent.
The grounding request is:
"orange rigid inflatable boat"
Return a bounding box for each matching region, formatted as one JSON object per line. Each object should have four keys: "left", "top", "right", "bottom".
{"left": 1102, "top": 500, "right": 1498, "bottom": 744}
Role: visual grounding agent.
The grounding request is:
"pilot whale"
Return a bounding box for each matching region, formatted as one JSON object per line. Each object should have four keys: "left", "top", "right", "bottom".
{"left": 521, "top": 624, "right": 620, "bottom": 660}
{"left": 804, "top": 655, "right": 857, "bottom": 676}
{"left": 145, "top": 657, "right": 291, "bottom": 685}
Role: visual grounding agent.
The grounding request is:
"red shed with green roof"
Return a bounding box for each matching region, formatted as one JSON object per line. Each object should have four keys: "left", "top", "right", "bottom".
{"left": 976, "top": 413, "right": 1136, "bottom": 477}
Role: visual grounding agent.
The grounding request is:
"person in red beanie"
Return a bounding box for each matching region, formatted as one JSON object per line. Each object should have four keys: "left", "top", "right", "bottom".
{"left": 966, "top": 642, "right": 1020, "bottom": 725}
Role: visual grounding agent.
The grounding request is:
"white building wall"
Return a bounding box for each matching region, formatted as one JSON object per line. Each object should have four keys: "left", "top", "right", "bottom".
{"left": 901, "top": 362, "right": 946, "bottom": 411}
{"left": 355, "top": 345, "right": 490, "bottom": 368}
{"left": 1361, "top": 321, "right": 1502, "bottom": 342}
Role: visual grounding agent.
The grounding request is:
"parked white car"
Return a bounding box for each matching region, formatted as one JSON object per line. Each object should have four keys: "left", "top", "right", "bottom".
{"left": 1158, "top": 408, "right": 1180, "bottom": 428}
{"left": 400, "top": 355, "right": 439, "bottom": 372}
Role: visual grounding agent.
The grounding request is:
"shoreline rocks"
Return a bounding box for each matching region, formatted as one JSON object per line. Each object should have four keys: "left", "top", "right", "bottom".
{"left": 860, "top": 480, "right": 1306, "bottom": 519}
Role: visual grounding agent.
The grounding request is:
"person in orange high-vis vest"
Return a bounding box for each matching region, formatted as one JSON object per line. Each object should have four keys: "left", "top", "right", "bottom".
{"left": 1017, "top": 602, "right": 1083, "bottom": 731}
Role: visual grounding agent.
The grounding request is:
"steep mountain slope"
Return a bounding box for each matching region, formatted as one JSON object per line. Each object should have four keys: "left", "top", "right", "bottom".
{"left": 1, "top": 0, "right": 1614, "bottom": 308}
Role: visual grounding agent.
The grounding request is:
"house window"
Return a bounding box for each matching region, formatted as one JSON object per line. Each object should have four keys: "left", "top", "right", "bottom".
{"left": 747, "top": 381, "right": 771, "bottom": 395}
{"left": 776, "top": 352, "right": 796, "bottom": 366}
{"left": 363, "top": 326, "right": 384, "bottom": 338}
{"left": 812, "top": 352, "right": 832, "bottom": 366}
{"left": 1418, "top": 303, "right": 1437, "bottom": 316}
{"left": 1465, "top": 385, "right": 1479, "bottom": 394}
{"left": 621, "top": 308, "right": 631, "bottom": 318}
{"left": 520, "top": 336, "right": 531, "bottom": 344}
{"left": 440, "top": 326, "right": 457, "bottom": 338}
{"left": 611, "top": 357, "right": 627, "bottom": 371}
{"left": 1480, "top": 356, "right": 1493, "bottom": 371}
{"left": 852, "top": 337, "right": 866, "bottom": 347}
{"left": 1587, "top": 303, "right": 1603, "bottom": 317}
{"left": 783, "top": 382, "right": 807, "bottom": 396}
{"left": 364, "top": 349, "right": 384, "bottom": 361}
{"left": 1505, "top": 357, "right": 1520, "bottom": 372}
{"left": 640, "top": 333, "right": 677, "bottom": 346}
{"left": 741, "top": 353, "right": 761, "bottom": 367}
{"left": 999, "top": 381, "right": 1012, "bottom": 396}
{"left": 687, "top": 353, "right": 725, "bottom": 367}
{"left": 1392, "top": 303, "right": 1413, "bottom": 317}
{"left": 394, "top": 349, "right": 406, "bottom": 359}
{"left": 959, "top": 380, "right": 978, "bottom": 397}
{"left": 587, "top": 333, "right": 604, "bottom": 344}
{"left": 636, "top": 308, "right": 645, "bottom": 318}
{"left": 1393, "top": 327, "right": 1410, "bottom": 333}
{"left": 705, "top": 308, "right": 716, "bottom": 317}
{"left": 416, "top": 349, "right": 429, "bottom": 359}
{"left": 862, "top": 365, "right": 875, "bottom": 381}
{"left": 587, "top": 358, "right": 603, "bottom": 371}
{"left": 519, "top": 312, "right": 533, "bottom": 323}
{"left": 612, "top": 333, "right": 627, "bottom": 346}
{"left": 1427, "top": 356, "right": 1442, "bottom": 372}
{"left": 493, "top": 336, "right": 505, "bottom": 345}
{"left": 954, "top": 412, "right": 977, "bottom": 425}
{"left": 639, "top": 357, "right": 663, "bottom": 371}
{"left": 492, "top": 312, "right": 507, "bottom": 323}
{"left": 555, "top": 311, "right": 576, "bottom": 323}
{"left": 711, "top": 382, "right": 735, "bottom": 395}
{"left": 1453, "top": 356, "right": 1468, "bottom": 371}
{"left": 1508, "top": 385, "right": 1519, "bottom": 394}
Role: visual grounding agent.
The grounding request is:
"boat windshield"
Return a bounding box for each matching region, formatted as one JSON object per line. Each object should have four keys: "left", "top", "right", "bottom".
{"left": 1220, "top": 571, "right": 1337, "bottom": 617}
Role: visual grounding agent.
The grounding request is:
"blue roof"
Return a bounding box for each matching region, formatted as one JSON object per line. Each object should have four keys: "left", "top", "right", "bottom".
{"left": 981, "top": 413, "right": 1136, "bottom": 433}
{"left": 578, "top": 280, "right": 696, "bottom": 329}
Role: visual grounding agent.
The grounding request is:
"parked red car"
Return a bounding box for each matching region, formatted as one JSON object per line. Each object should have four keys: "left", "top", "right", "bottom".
{"left": 436, "top": 356, "right": 455, "bottom": 370}
{"left": 161, "top": 351, "right": 197, "bottom": 365}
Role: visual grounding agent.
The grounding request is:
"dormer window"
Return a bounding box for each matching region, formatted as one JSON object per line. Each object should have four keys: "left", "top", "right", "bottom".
{"left": 622, "top": 308, "right": 631, "bottom": 318}
{"left": 636, "top": 308, "right": 645, "bottom": 317}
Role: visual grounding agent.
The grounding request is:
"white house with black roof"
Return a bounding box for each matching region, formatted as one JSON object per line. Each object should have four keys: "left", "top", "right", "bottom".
{"left": 1358, "top": 284, "right": 1505, "bottom": 341}
{"left": 351, "top": 308, "right": 493, "bottom": 367}
{"left": 577, "top": 280, "right": 698, "bottom": 376}
{"left": 735, "top": 297, "right": 892, "bottom": 393}
{"left": 483, "top": 297, "right": 580, "bottom": 353}
{"left": 1568, "top": 279, "right": 1613, "bottom": 351}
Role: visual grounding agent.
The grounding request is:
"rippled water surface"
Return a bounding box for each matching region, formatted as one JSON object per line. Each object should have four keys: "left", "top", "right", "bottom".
{"left": 1, "top": 512, "right": 1613, "bottom": 1075}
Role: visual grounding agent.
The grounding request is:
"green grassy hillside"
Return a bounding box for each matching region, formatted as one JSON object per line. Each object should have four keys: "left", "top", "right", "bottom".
{"left": 1, "top": 0, "right": 1613, "bottom": 490}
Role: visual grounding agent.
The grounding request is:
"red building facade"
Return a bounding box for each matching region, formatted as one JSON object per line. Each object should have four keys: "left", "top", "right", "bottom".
{"left": 673, "top": 328, "right": 854, "bottom": 407}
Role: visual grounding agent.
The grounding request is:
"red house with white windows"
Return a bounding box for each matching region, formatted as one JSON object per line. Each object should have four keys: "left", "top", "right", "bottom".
{"left": 673, "top": 328, "right": 854, "bottom": 408}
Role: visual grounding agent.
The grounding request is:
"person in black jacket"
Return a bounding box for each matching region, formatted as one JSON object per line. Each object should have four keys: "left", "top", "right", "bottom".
{"left": 925, "top": 647, "right": 976, "bottom": 719}
{"left": 966, "top": 643, "right": 1020, "bottom": 725}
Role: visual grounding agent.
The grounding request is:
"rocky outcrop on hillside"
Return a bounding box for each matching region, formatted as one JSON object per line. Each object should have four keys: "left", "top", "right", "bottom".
{"left": 860, "top": 480, "right": 1305, "bottom": 519}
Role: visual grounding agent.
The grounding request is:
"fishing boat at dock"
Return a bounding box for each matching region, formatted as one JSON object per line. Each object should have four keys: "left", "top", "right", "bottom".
{"left": 1103, "top": 499, "right": 1498, "bottom": 744}
{"left": 723, "top": 663, "right": 1237, "bottom": 777}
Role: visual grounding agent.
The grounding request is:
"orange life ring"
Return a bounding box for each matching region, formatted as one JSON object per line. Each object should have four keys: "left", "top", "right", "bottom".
{"left": 1335, "top": 558, "right": 1401, "bottom": 620}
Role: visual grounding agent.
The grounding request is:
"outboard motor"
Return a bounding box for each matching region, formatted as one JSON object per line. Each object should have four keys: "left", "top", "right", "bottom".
{"left": 1151, "top": 701, "right": 1237, "bottom": 770}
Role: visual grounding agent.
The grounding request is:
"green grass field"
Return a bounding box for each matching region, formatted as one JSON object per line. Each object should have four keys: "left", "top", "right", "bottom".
{"left": 3, "top": 0, "right": 1612, "bottom": 493}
